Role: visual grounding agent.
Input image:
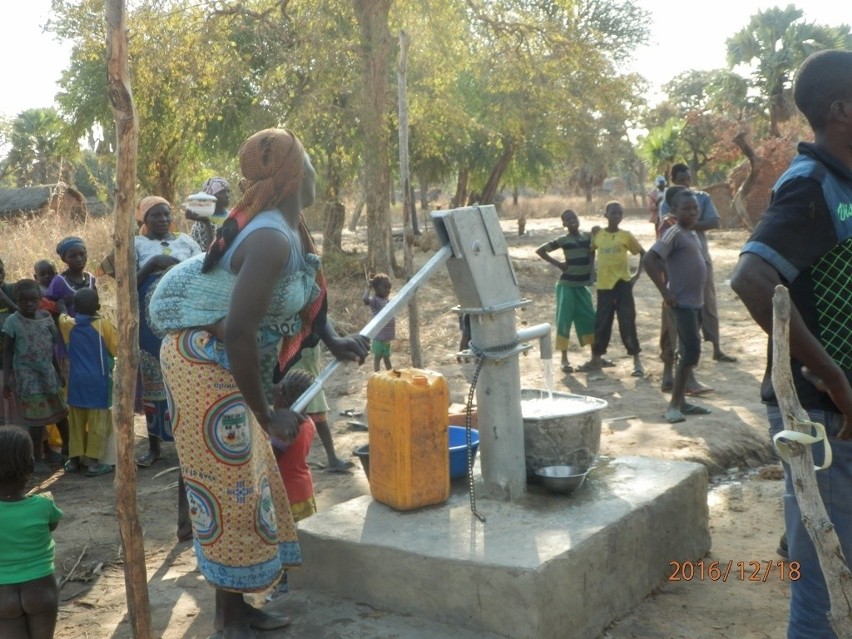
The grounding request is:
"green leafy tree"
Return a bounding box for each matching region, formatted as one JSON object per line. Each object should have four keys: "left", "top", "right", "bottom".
{"left": 51, "top": 0, "right": 250, "bottom": 202}
{"left": 0, "top": 108, "right": 75, "bottom": 187}
{"left": 726, "top": 4, "right": 851, "bottom": 137}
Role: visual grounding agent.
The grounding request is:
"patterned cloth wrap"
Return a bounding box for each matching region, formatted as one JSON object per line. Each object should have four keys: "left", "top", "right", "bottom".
{"left": 160, "top": 330, "right": 301, "bottom": 591}
{"left": 148, "top": 250, "right": 320, "bottom": 358}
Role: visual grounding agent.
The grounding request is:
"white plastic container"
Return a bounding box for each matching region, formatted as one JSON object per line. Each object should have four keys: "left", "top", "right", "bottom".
{"left": 183, "top": 191, "right": 217, "bottom": 218}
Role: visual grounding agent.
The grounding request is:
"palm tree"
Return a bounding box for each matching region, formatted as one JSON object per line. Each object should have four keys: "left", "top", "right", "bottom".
{"left": 3, "top": 108, "right": 69, "bottom": 186}
{"left": 726, "top": 4, "right": 851, "bottom": 137}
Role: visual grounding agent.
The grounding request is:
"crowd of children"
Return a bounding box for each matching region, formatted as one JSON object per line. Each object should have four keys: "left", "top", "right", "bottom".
{"left": 537, "top": 186, "right": 733, "bottom": 421}
{"left": 1, "top": 236, "right": 106, "bottom": 479}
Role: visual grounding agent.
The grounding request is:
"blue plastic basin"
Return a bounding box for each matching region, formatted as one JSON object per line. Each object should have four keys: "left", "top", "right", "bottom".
{"left": 448, "top": 425, "right": 480, "bottom": 479}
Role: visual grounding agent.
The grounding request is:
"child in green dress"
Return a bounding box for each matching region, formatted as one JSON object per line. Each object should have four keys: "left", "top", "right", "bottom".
{"left": 0, "top": 424, "right": 63, "bottom": 639}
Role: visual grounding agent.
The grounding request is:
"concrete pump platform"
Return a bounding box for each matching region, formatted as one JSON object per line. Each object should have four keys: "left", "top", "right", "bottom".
{"left": 290, "top": 456, "right": 710, "bottom": 639}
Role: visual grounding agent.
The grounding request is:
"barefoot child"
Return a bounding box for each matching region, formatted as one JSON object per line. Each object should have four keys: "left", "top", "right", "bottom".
{"left": 644, "top": 187, "right": 712, "bottom": 423}
{"left": 58, "top": 289, "right": 118, "bottom": 477}
{"left": 272, "top": 368, "right": 318, "bottom": 522}
{"left": 363, "top": 273, "right": 395, "bottom": 372}
{"left": 288, "top": 345, "right": 354, "bottom": 473}
{"left": 0, "top": 425, "right": 63, "bottom": 639}
{"left": 270, "top": 368, "right": 319, "bottom": 597}
{"left": 579, "top": 201, "right": 646, "bottom": 377}
{"left": 2, "top": 280, "right": 69, "bottom": 475}
{"left": 536, "top": 209, "right": 596, "bottom": 373}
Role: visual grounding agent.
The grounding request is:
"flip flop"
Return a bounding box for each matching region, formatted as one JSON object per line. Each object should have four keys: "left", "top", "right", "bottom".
{"left": 681, "top": 403, "right": 711, "bottom": 415}
{"left": 339, "top": 409, "right": 363, "bottom": 418}
{"left": 685, "top": 385, "right": 714, "bottom": 396}
{"left": 86, "top": 463, "right": 114, "bottom": 477}
{"left": 601, "top": 358, "right": 616, "bottom": 368}
{"left": 561, "top": 364, "right": 574, "bottom": 373}
{"left": 347, "top": 421, "right": 369, "bottom": 431}
{"left": 631, "top": 365, "right": 645, "bottom": 378}
{"left": 576, "top": 361, "right": 601, "bottom": 373}
{"left": 665, "top": 409, "right": 686, "bottom": 424}
{"left": 714, "top": 353, "right": 737, "bottom": 363}
{"left": 136, "top": 452, "right": 160, "bottom": 468}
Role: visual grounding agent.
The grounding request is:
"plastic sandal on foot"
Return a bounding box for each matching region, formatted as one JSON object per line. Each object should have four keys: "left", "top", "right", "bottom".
{"left": 576, "top": 361, "right": 601, "bottom": 373}
{"left": 86, "top": 463, "right": 114, "bottom": 477}
{"left": 665, "top": 409, "right": 686, "bottom": 424}
{"left": 681, "top": 403, "right": 711, "bottom": 415}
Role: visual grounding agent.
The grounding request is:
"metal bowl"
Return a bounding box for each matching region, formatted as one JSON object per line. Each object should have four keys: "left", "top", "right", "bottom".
{"left": 535, "top": 465, "right": 589, "bottom": 495}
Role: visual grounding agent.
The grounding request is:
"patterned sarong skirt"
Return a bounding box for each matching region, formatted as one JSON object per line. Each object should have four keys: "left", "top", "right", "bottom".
{"left": 159, "top": 329, "right": 301, "bottom": 593}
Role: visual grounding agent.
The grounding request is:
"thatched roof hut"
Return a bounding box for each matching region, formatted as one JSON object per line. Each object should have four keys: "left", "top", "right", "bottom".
{"left": 0, "top": 183, "right": 88, "bottom": 221}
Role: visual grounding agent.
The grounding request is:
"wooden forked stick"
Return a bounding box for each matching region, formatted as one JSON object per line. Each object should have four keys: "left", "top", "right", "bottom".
{"left": 771, "top": 285, "right": 852, "bottom": 637}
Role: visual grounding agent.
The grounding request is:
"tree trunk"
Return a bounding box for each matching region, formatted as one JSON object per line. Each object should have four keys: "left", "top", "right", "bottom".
{"left": 769, "top": 83, "right": 784, "bottom": 138}
{"left": 480, "top": 136, "right": 516, "bottom": 206}
{"left": 409, "top": 184, "right": 419, "bottom": 236}
{"left": 732, "top": 131, "right": 761, "bottom": 230}
{"left": 105, "top": 2, "right": 151, "bottom": 637}
{"left": 353, "top": 0, "right": 393, "bottom": 276}
{"left": 323, "top": 156, "right": 345, "bottom": 254}
{"left": 453, "top": 167, "right": 469, "bottom": 208}
{"left": 323, "top": 200, "right": 345, "bottom": 254}
{"left": 771, "top": 286, "right": 852, "bottom": 638}
{"left": 348, "top": 195, "right": 365, "bottom": 231}
{"left": 397, "top": 30, "right": 421, "bottom": 368}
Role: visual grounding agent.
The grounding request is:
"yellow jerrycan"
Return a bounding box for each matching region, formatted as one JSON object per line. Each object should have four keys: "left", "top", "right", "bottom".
{"left": 367, "top": 368, "right": 450, "bottom": 510}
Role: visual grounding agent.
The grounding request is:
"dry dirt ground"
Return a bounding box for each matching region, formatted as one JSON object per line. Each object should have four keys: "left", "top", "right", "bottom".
{"left": 37, "top": 211, "right": 797, "bottom": 639}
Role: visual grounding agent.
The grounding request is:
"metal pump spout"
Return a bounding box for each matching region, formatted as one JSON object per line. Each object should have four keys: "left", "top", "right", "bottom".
{"left": 517, "top": 322, "right": 552, "bottom": 361}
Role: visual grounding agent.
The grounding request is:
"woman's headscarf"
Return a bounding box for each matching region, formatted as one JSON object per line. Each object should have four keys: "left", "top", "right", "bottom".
{"left": 136, "top": 196, "right": 171, "bottom": 236}
{"left": 202, "top": 177, "right": 230, "bottom": 196}
{"left": 203, "top": 129, "right": 305, "bottom": 273}
{"left": 56, "top": 236, "right": 86, "bottom": 259}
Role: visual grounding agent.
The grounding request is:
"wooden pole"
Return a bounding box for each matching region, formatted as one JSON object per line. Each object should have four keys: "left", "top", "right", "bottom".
{"left": 771, "top": 285, "right": 852, "bottom": 638}
{"left": 397, "top": 30, "right": 422, "bottom": 368}
{"left": 105, "top": 2, "right": 152, "bottom": 637}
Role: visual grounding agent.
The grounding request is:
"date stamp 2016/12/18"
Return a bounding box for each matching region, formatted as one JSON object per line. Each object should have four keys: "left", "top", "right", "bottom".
{"left": 668, "top": 560, "right": 801, "bottom": 582}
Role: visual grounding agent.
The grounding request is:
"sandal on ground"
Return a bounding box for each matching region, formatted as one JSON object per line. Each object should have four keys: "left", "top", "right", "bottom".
{"left": 64, "top": 458, "right": 81, "bottom": 473}
{"left": 44, "top": 448, "right": 66, "bottom": 464}
{"left": 681, "top": 403, "right": 711, "bottom": 415}
{"left": 600, "top": 358, "right": 616, "bottom": 368}
{"left": 86, "top": 462, "right": 114, "bottom": 477}
{"left": 685, "top": 385, "right": 714, "bottom": 396}
{"left": 561, "top": 363, "right": 574, "bottom": 373}
{"left": 136, "top": 452, "right": 160, "bottom": 468}
{"left": 576, "top": 361, "right": 601, "bottom": 373}
{"left": 631, "top": 364, "right": 645, "bottom": 378}
{"left": 713, "top": 353, "right": 738, "bottom": 363}
{"left": 776, "top": 532, "right": 788, "bottom": 559}
{"left": 326, "top": 459, "right": 355, "bottom": 474}
{"left": 664, "top": 409, "right": 686, "bottom": 424}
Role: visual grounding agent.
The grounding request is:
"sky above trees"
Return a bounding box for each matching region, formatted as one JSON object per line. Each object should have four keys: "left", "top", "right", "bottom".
{"left": 1, "top": 0, "right": 844, "bottom": 119}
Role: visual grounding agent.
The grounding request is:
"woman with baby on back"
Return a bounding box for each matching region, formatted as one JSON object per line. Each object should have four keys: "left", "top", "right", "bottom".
{"left": 148, "top": 128, "right": 369, "bottom": 637}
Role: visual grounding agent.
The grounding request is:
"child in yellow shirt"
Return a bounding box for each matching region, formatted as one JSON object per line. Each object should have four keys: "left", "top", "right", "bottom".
{"left": 578, "top": 201, "right": 646, "bottom": 377}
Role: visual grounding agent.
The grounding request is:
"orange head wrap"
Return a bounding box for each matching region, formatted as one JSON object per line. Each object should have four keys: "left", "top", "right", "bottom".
{"left": 203, "top": 129, "right": 306, "bottom": 273}
{"left": 136, "top": 196, "right": 172, "bottom": 236}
